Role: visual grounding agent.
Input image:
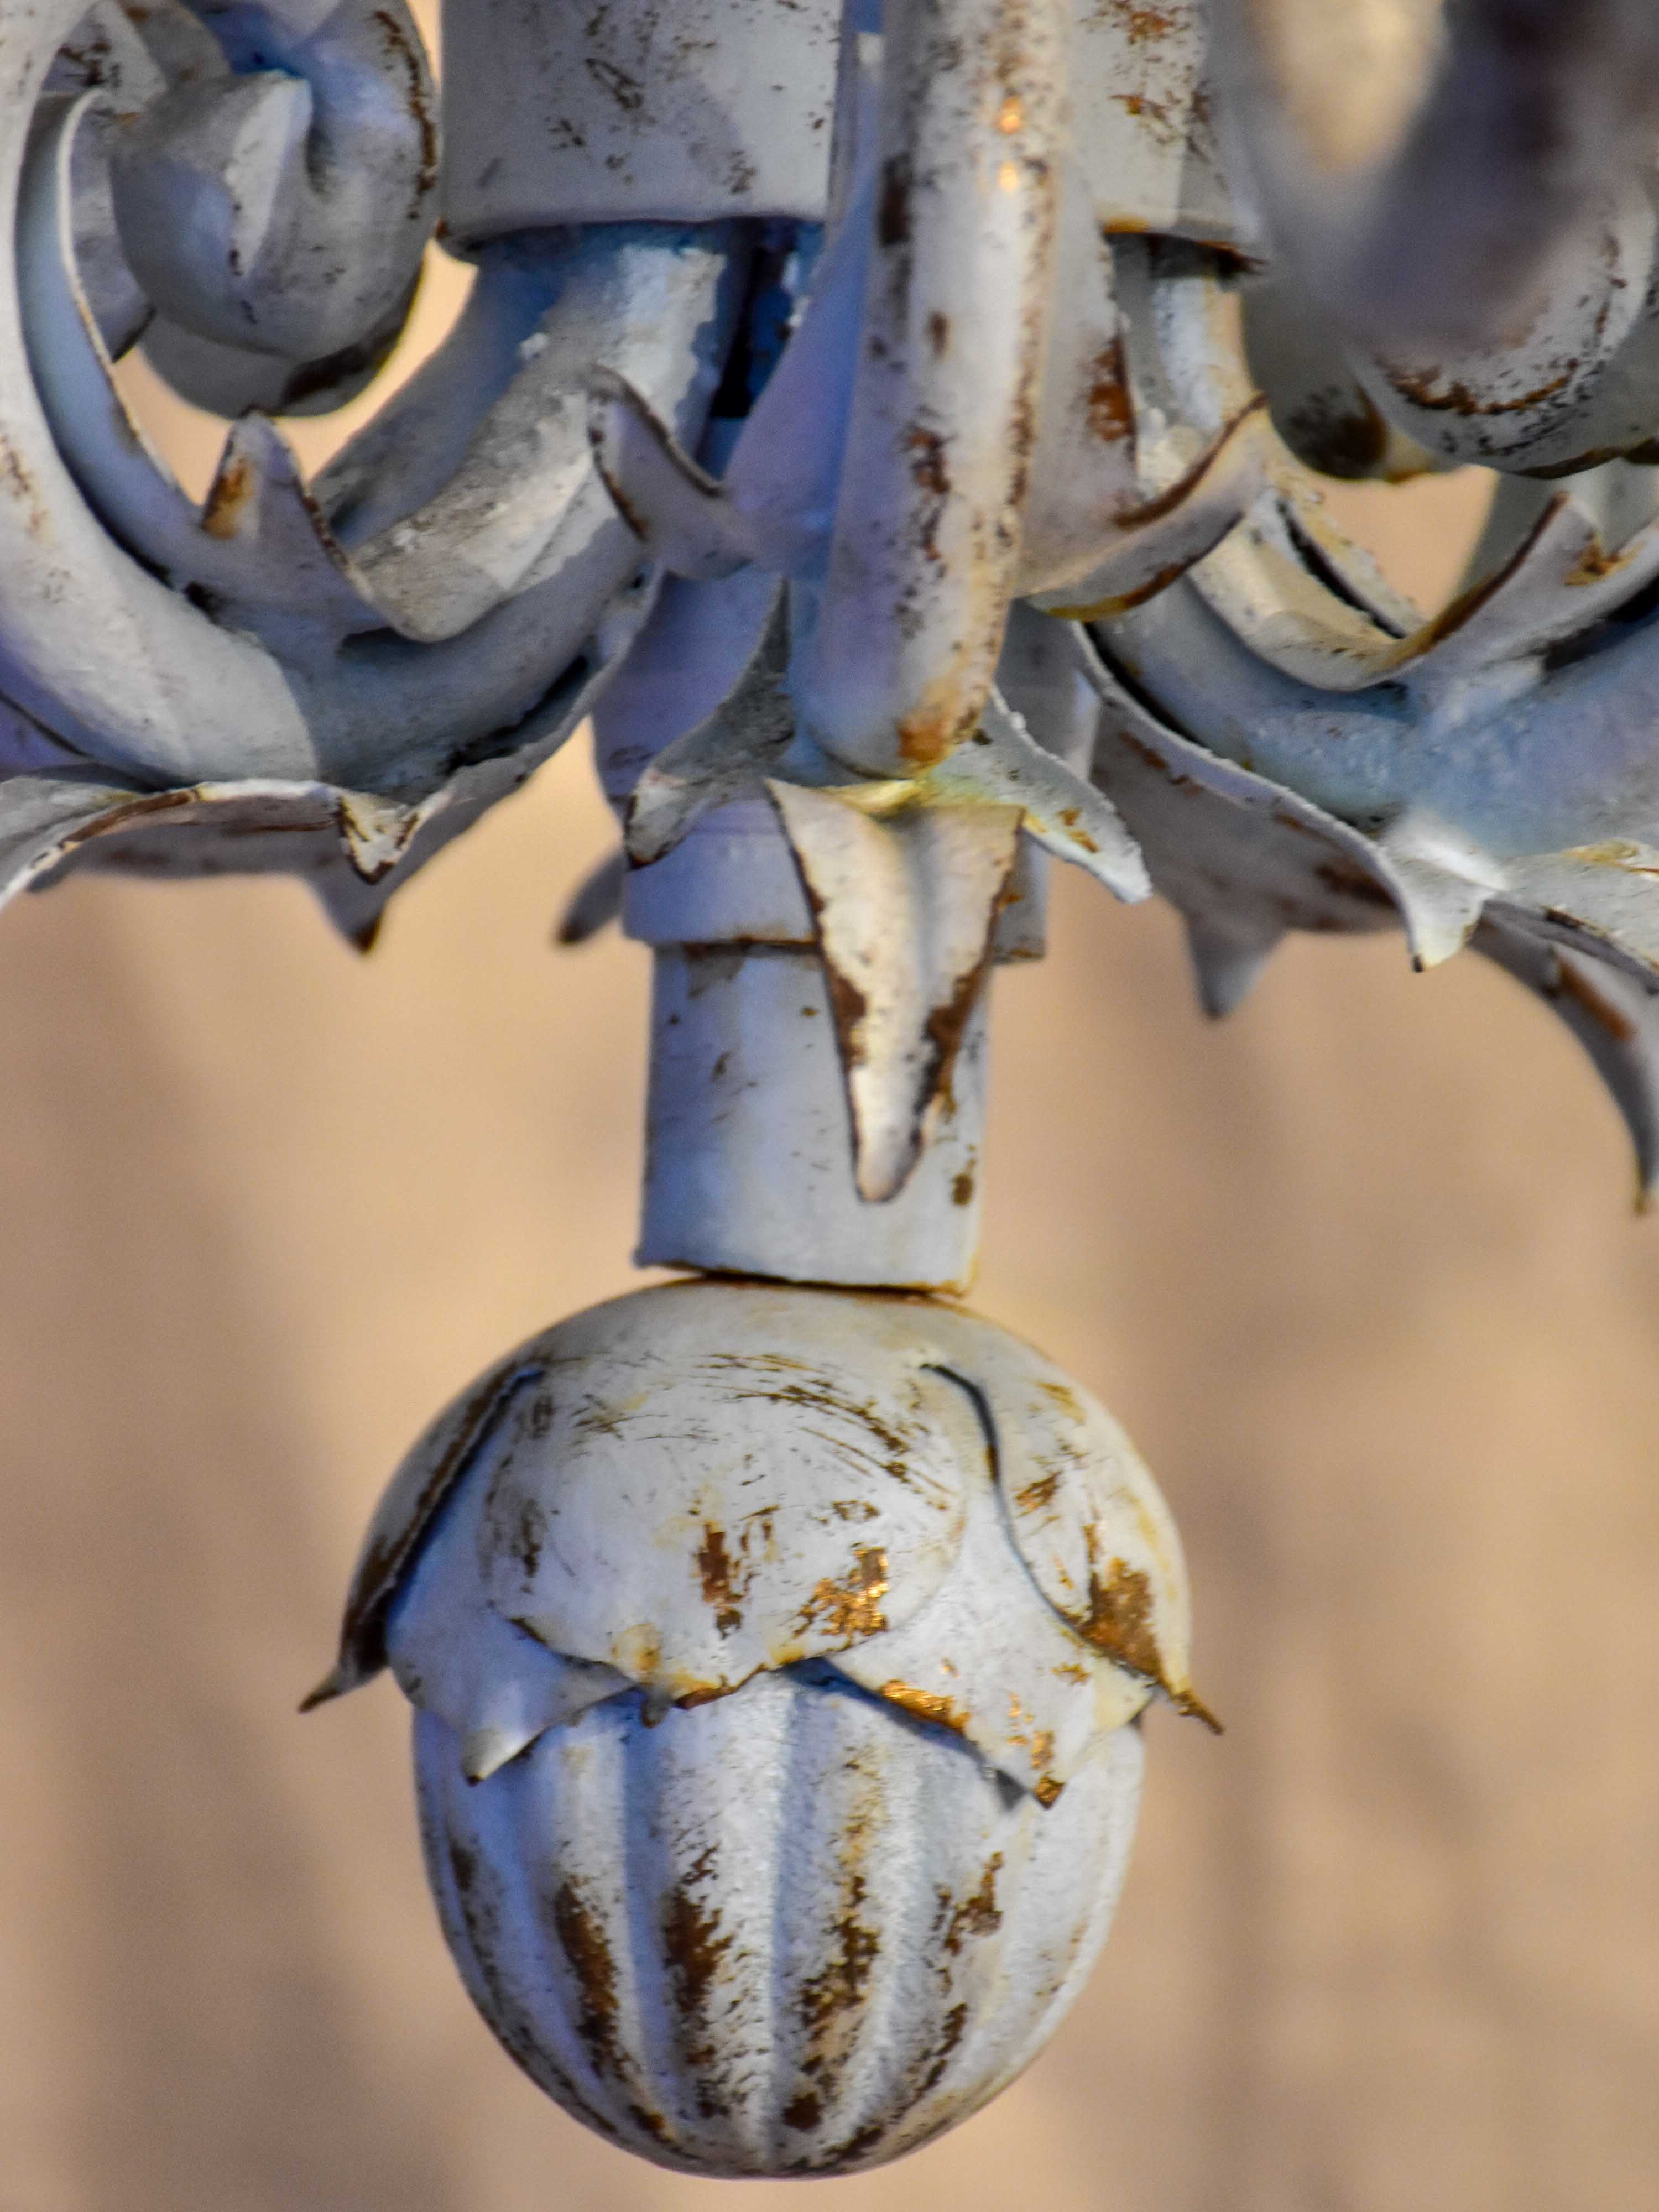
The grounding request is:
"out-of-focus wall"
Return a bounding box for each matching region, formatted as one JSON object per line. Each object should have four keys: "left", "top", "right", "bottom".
{"left": 4, "top": 44, "right": 1658, "bottom": 2207}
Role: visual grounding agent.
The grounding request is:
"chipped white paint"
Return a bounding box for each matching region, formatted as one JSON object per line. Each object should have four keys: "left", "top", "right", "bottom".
{"left": 440, "top": 0, "right": 842, "bottom": 238}
{"left": 10, "top": 0, "right": 1659, "bottom": 2183}
{"left": 639, "top": 945, "right": 991, "bottom": 1290}
{"left": 0, "top": 0, "right": 749, "bottom": 936}
{"left": 314, "top": 1280, "right": 1194, "bottom": 2173}
{"left": 109, "top": 0, "right": 437, "bottom": 368}
{"left": 1065, "top": 212, "right": 1659, "bottom": 1199}
{"left": 416, "top": 1685, "right": 1143, "bottom": 2174}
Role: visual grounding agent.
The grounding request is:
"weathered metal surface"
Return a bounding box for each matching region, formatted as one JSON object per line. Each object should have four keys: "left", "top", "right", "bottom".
{"left": 1061, "top": 226, "right": 1659, "bottom": 1089}
{"left": 1214, "top": 0, "right": 1659, "bottom": 472}
{"left": 585, "top": 581, "right": 1104, "bottom": 1278}
{"left": 768, "top": 782, "right": 1020, "bottom": 1203}
{"left": 1020, "top": 124, "right": 1267, "bottom": 609}
{"left": 442, "top": 0, "right": 1253, "bottom": 247}
{"left": 590, "top": 201, "right": 1261, "bottom": 794}
{"left": 1074, "top": 588, "right": 1659, "bottom": 1203}
{"left": 36, "top": 0, "right": 435, "bottom": 416}
{"left": 629, "top": 670, "right": 1145, "bottom": 1203}
{"left": 440, "top": 0, "right": 840, "bottom": 238}
{"left": 314, "top": 1279, "right": 1194, "bottom": 2173}
{"left": 1068, "top": 0, "right": 1249, "bottom": 248}
{"left": 796, "top": 0, "right": 1068, "bottom": 775}
{"left": 109, "top": 0, "right": 438, "bottom": 368}
{"left": 590, "top": 566, "right": 1139, "bottom": 1228}
{"left": 0, "top": 0, "right": 1274, "bottom": 953}
{"left": 639, "top": 945, "right": 990, "bottom": 1289}
{"left": 315, "top": 1280, "right": 1199, "bottom": 1756}
{"left": 416, "top": 1682, "right": 1143, "bottom": 2174}
{"left": 1240, "top": 267, "right": 1448, "bottom": 482}
{"left": 0, "top": 0, "right": 768, "bottom": 932}
{"left": 1213, "top": 0, "right": 1659, "bottom": 352}
{"left": 25, "top": 0, "right": 1659, "bottom": 2186}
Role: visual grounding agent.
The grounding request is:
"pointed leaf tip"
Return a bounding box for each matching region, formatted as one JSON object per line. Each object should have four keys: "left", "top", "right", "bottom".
{"left": 299, "top": 1668, "right": 347, "bottom": 1715}
{"left": 587, "top": 367, "right": 752, "bottom": 580}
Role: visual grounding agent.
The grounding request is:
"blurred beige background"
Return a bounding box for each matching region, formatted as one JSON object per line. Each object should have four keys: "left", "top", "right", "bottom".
{"left": 5, "top": 116, "right": 1659, "bottom": 2212}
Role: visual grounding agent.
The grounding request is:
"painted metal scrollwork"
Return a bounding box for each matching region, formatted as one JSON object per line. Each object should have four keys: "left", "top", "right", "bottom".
{"left": 4, "top": 0, "right": 1658, "bottom": 2183}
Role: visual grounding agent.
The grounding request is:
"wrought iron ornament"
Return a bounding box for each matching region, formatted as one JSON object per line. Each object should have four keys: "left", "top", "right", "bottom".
{"left": 4, "top": 0, "right": 1659, "bottom": 2180}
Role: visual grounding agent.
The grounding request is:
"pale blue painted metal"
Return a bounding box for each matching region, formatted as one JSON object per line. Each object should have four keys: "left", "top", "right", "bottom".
{"left": 311, "top": 1279, "right": 1191, "bottom": 2174}
{"left": 3, "top": 0, "right": 1658, "bottom": 2182}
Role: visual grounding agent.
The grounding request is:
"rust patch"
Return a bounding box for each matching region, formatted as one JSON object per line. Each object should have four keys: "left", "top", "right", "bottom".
{"left": 1079, "top": 1536, "right": 1221, "bottom": 1731}
{"left": 784, "top": 1796, "right": 884, "bottom": 2146}
{"left": 799, "top": 1874, "right": 881, "bottom": 2032}
{"left": 1085, "top": 337, "right": 1134, "bottom": 445}
{"left": 1105, "top": 1, "right": 1177, "bottom": 39}
{"left": 1109, "top": 89, "right": 1172, "bottom": 129}
{"left": 1037, "top": 1379, "right": 1084, "bottom": 1421}
{"left": 598, "top": 463, "right": 651, "bottom": 545}
{"left": 1014, "top": 1470, "right": 1061, "bottom": 1513}
{"left": 661, "top": 1854, "right": 734, "bottom": 2114}
{"left": 938, "top": 1855, "right": 1003, "bottom": 1955}
{"left": 1565, "top": 538, "right": 1632, "bottom": 587}
{"left": 0, "top": 435, "right": 46, "bottom": 536}
{"left": 1079, "top": 1545, "right": 1162, "bottom": 1674}
{"left": 879, "top": 1679, "right": 970, "bottom": 1735}
{"left": 797, "top": 874, "right": 872, "bottom": 1066}
{"left": 907, "top": 424, "right": 952, "bottom": 504}
{"left": 878, "top": 154, "right": 912, "bottom": 248}
{"left": 200, "top": 450, "right": 257, "bottom": 540}
{"left": 952, "top": 1169, "right": 976, "bottom": 1207}
{"left": 371, "top": 8, "right": 440, "bottom": 197}
{"left": 895, "top": 703, "right": 962, "bottom": 768}
{"left": 1056, "top": 804, "right": 1099, "bottom": 854}
{"left": 800, "top": 1547, "right": 890, "bottom": 1641}
{"left": 815, "top": 2117, "right": 890, "bottom": 2168}
{"left": 1383, "top": 359, "right": 1576, "bottom": 420}
{"left": 448, "top": 1836, "right": 622, "bottom": 2142}
{"left": 923, "top": 956, "right": 995, "bottom": 1121}
{"left": 1034, "top": 1776, "right": 1064, "bottom": 1807}
{"left": 625, "top": 2102, "right": 675, "bottom": 2146}
{"left": 551, "top": 1876, "right": 627, "bottom": 2081}
{"left": 695, "top": 1524, "right": 743, "bottom": 1635}
{"left": 1556, "top": 958, "right": 1638, "bottom": 1041}
{"left": 59, "top": 791, "right": 196, "bottom": 852}
{"left": 783, "top": 2089, "right": 823, "bottom": 2131}
{"left": 672, "top": 1681, "right": 729, "bottom": 1710}
{"left": 1006, "top": 1693, "right": 1056, "bottom": 1784}
{"left": 927, "top": 310, "right": 951, "bottom": 357}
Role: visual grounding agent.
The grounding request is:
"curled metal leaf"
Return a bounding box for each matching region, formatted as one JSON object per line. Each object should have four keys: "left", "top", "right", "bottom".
{"left": 1213, "top": 0, "right": 1659, "bottom": 354}
{"left": 766, "top": 781, "right": 1022, "bottom": 1204}
{"left": 108, "top": 0, "right": 438, "bottom": 368}
{"left": 317, "top": 1282, "right": 1197, "bottom": 1762}
{"left": 1077, "top": 620, "right": 1659, "bottom": 1197}
{"left": 0, "top": 1, "right": 753, "bottom": 919}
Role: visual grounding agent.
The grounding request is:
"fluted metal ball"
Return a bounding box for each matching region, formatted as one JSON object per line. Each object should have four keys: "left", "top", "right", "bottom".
{"left": 314, "top": 1279, "right": 1205, "bottom": 2177}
